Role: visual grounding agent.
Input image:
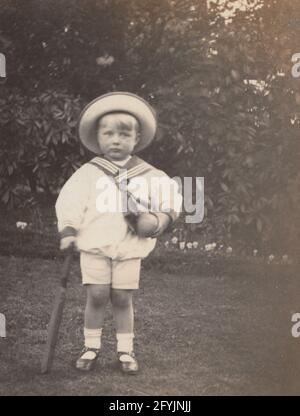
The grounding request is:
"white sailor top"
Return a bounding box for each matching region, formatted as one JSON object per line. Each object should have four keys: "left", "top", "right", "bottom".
{"left": 55, "top": 155, "right": 182, "bottom": 260}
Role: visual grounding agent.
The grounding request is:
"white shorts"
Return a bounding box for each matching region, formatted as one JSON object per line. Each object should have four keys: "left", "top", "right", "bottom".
{"left": 80, "top": 251, "right": 142, "bottom": 289}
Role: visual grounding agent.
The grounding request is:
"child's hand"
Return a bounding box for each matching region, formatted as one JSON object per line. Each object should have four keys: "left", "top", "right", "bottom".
{"left": 60, "top": 236, "right": 76, "bottom": 250}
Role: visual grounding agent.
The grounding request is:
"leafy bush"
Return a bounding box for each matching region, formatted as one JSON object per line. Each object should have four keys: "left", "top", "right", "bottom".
{"left": 0, "top": 90, "right": 85, "bottom": 208}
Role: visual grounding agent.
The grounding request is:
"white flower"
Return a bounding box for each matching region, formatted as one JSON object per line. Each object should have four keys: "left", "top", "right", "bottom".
{"left": 171, "top": 236, "right": 178, "bottom": 244}
{"left": 164, "top": 241, "right": 169, "bottom": 248}
{"left": 211, "top": 242, "right": 217, "bottom": 248}
{"left": 16, "top": 221, "right": 28, "bottom": 230}
{"left": 253, "top": 249, "right": 258, "bottom": 256}
{"left": 187, "top": 242, "right": 193, "bottom": 249}
{"left": 205, "top": 244, "right": 215, "bottom": 252}
{"left": 268, "top": 254, "right": 275, "bottom": 262}
{"left": 226, "top": 246, "right": 233, "bottom": 254}
{"left": 96, "top": 54, "right": 115, "bottom": 67}
{"left": 192, "top": 241, "right": 199, "bottom": 249}
{"left": 179, "top": 241, "right": 185, "bottom": 250}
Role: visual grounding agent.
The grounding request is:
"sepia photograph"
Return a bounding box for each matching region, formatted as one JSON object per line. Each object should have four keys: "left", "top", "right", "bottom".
{"left": 0, "top": 0, "right": 300, "bottom": 397}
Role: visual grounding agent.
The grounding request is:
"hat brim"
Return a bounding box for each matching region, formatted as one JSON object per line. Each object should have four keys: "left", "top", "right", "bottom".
{"left": 78, "top": 92, "right": 157, "bottom": 154}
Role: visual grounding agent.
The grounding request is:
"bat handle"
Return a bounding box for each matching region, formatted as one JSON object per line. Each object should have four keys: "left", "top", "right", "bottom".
{"left": 60, "top": 245, "right": 74, "bottom": 288}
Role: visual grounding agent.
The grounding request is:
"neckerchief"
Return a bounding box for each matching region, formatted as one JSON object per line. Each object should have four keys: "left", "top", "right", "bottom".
{"left": 88, "top": 156, "right": 153, "bottom": 230}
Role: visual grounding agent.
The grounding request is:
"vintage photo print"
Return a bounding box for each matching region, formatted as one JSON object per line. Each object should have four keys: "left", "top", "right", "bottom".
{"left": 0, "top": 0, "right": 300, "bottom": 397}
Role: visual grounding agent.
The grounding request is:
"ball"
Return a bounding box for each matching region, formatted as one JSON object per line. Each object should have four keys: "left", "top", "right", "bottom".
{"left": 136, "top": 212, "right": 159, "bottom": 237}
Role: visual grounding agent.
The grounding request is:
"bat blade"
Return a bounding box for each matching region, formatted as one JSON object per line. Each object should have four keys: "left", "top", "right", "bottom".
{"left": 41, "top": 286, "right": 66, "bottom": 374}
{"left": 41, "top": 249, "right": 73, "bottom": 374}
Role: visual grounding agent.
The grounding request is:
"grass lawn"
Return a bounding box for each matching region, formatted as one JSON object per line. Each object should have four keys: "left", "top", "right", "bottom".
{"left": 0, "top": 254, "right": 300, "bottom": 396}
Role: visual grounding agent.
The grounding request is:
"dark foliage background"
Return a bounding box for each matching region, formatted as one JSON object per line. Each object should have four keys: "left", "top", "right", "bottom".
{"left": 0, "top": 0, "right": 300, "bottom": 254}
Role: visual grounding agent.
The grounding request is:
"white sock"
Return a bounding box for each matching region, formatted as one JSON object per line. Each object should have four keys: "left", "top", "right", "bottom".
{"left": 116, "top": 332, "right": 134, "bottom": 353}
{"left": 84, "top": 327, "right": 102, "bottom": 349}
{"left": 82, "top": 328, "right": 102, "bottom": 359}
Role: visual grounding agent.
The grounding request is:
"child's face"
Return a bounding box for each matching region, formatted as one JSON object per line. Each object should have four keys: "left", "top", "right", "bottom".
{"left": 97, "top": 113, "right": 139, "bottom": 161}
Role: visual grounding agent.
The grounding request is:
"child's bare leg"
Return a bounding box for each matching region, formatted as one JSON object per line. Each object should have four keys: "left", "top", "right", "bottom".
{"left": 111, "top": 289, "right": 134, "bottom": 332}
{"left": 111, "top": 289, "right": 135, "bottom": 352}
{"left": 81, "top": 284, "right": 110, "bottom": 355}
{"left": 76, "top": 284, "right": 111, "bottom": 368}
{"left": 85, "top": 284, "right": 111, "bottom": 328}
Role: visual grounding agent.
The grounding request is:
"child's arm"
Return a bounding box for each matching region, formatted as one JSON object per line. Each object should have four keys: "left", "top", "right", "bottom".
{"left": 55, "top": 164, "right": 91, "bottom": 248}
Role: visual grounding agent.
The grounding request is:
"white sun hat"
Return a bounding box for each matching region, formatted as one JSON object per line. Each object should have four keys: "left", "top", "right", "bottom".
{"left": 78, "top": 92, "right": 157, "bottom": 154}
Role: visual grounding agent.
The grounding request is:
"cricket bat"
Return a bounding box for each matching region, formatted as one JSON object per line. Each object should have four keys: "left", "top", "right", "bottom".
{"left": 41, "top": 247, "right": 73, "bottom": 374}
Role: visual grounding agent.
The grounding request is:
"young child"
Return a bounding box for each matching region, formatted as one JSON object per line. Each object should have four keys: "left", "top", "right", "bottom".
{"left": 55, "top": 92, "right": 182, "bottom": 373}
